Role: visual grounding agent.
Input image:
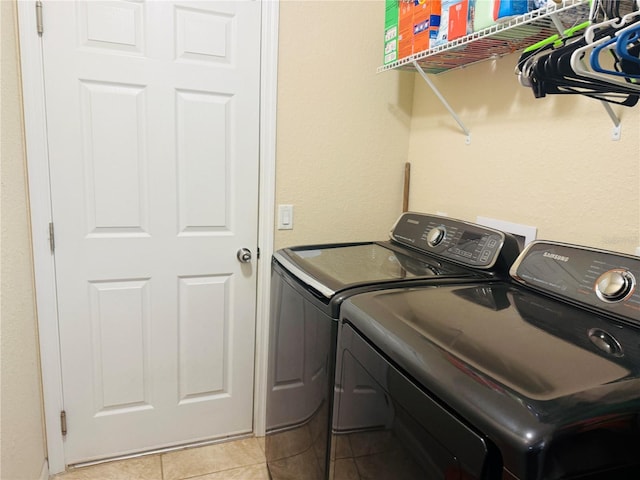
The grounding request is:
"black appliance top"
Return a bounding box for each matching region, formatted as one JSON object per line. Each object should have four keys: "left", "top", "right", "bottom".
{"left": 273, "top": 212, "right": 520, "bottom": 299}
{"left": 510, "top": 240, "right": 640, "bottom": 328}
{"left": 340, "top": 241, "right": 640, "bottom": 479}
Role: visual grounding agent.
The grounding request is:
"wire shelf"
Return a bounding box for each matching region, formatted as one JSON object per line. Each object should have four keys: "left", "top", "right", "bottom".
{"left": 378, "top": 0, "right": 591, "bottom": 74}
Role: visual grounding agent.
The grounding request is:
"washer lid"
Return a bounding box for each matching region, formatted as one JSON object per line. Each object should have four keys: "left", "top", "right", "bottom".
{"left": 344, "top": 284, "right": 637, "bottom": 401}
{"left": 274, "top": 242, "right": 476, "bottom": 299}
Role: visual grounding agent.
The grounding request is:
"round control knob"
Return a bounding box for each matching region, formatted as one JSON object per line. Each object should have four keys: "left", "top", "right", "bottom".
{"left": 426, "top": 226, "right": 446, "bottom": 247}
{"left": 595, "top": 269, "right": 635, "bottom": 303}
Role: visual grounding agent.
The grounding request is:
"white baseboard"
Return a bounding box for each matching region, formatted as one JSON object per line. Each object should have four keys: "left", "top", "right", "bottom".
{"left": 39, "top": 460, "right": 49, "bottom": 480}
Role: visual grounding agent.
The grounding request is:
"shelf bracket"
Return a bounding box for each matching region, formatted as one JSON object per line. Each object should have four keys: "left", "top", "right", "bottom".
{"left": 413, "top": 60, "right": 471, "bottom": 144}
{"left": 547, "top": 12, "right": 565, "bottom": 35}
{"left": 599, "top": 101, "right": 621, "bottom": 141}
{"left": 550, "top": 9, "right": 621, "bottom": 141}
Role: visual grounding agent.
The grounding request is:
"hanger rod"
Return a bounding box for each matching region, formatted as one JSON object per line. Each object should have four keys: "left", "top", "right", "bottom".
{"left": 413, "top": 60, "right": 471, "bottom": 144}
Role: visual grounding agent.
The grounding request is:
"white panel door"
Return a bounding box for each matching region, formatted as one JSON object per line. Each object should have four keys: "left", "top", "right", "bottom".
{"left": 41, "top": 0, "right": 261, "bottom": 464}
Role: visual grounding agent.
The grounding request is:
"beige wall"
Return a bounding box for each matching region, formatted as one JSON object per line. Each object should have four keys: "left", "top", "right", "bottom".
{"left": 274, "top": 0, "right": 414, "bottom": 250}
{"left": 0, "top": 2, "right": 48, "bottom": 480}
{"left": 407, "top": 54, "right": 640, "bottom": 254}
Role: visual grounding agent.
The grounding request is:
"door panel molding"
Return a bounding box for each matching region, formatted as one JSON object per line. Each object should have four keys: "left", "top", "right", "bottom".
{"left": 17, "top": 1, "right": 278, "bottom": 473}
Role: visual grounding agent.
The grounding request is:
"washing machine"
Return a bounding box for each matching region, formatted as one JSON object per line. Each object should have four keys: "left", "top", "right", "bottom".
{"left": 332, "top": 241, "right": 640, "bottom": 479}
{"left": 264, "top": 212, "right": 520, "bottom": 480}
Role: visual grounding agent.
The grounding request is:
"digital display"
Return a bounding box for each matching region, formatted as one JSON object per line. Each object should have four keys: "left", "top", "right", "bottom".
{"left": 458, "top": 231, "right": 483, "bottom": 252}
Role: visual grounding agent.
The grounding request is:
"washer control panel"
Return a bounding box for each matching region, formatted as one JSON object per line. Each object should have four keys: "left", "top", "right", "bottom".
{"left": 511, "top": 241, "right": 640, "bottom": 324}
{"left": 390, "top": 212, "right": 517, "bottom": 269}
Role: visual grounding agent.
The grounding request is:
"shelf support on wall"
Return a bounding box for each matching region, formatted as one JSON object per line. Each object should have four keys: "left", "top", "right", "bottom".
{"left": 600, "top": 101, "right": 621, "bottom": 141}
{"left": 548, "top": 12, "right": 565, "bottom": 36}
{"left": 549, "top": 10, "right": 622, "bottom": 141}
{"left": 413, "top": 60, "right": 471, "bottom": 145}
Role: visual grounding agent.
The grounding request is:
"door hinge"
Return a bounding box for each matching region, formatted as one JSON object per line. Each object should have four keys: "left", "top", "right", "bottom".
{"left": 257, "top": 247, "right": 261, "bottom": 260}
{"left": 60, "top": 410, "right": 67, "bottom": 436}
{"left": 48, "top": 222, "right": 55, "bottom": 254}
{"left": 36, "top": 1, "right": 43, "bottom": 36}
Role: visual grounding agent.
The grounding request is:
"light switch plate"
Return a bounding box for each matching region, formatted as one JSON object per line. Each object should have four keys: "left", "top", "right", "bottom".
{"left": 278, "top": 204, "right": 294, "bottom": 230}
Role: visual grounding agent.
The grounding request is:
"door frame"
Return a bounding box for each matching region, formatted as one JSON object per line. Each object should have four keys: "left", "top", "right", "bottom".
{"left": 17, "top": 1, "right": 278, "bottom": 474}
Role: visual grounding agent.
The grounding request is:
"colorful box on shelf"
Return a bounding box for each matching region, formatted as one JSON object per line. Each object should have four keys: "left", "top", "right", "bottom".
{"left": 493, "top": 0, "right": 528, "bottom": 20}
{"left": 472, "top": 0, "right": 547, "bottom": 32}
{"left": 399, "top": 0, "right": 414, "bottom": 59}
{"left": 434, "top": 0, "right": 472, "bottom": 46}
{"left": 472, "top": 0, "right": 498, "bottom": 31}
{"left": 383, "top": 0, "right": 443, "bottom": 65}
{"left": 413, "top": 0, "right": 442, "bottom": 53}
{"left": 383, "top": 0, "right": 399, "bottom": 64}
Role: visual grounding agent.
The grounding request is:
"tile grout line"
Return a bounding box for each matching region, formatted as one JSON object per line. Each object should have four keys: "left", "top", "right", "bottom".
{"left": 161, "top": 437, "right": 266, "bottom": 480}
{"left": 173, "top": 462, "right": 268, "bottom": 480}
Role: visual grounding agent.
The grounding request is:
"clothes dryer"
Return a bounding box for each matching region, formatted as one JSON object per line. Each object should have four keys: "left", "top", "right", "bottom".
{"left": 265, "top": 212, "right": 520, "bottom": 480}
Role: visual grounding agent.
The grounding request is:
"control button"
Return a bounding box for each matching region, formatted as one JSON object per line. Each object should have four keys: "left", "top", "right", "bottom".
{"left": 588, "top": 328, "right": 624, "bottom": 357}
{"left": 480, "top": 250, "right": 491, "bottom": 262}
{"left": 427, "top": 226, "right": 446, "bottom": 247}
{"left": 595, "top": 269, "right": 636, "bottom": 303}
{"left": 487, "top": 238, "right": 497, "bottom": 248}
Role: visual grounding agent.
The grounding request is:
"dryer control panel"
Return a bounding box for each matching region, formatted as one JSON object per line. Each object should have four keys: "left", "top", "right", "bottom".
{"left": 390, "top": 212, "right": 519, "bottom": 270}
{"left": 510, "top": 241, "right": 640, "bottom": 325}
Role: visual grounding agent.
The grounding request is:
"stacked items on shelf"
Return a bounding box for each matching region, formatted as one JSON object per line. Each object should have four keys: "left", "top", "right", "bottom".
{"left": 381, "top": 0, "right": 590, "bottom": 73}
{"left": 383, "top": 0, "right": 441, "bottom": 65}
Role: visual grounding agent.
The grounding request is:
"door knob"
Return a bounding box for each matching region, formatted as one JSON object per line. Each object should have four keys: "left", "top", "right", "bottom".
{"left": 237, "top": 248, "right": 252, "bottom": 263}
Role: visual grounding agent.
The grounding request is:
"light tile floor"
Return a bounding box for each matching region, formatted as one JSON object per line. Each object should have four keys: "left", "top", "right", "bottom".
{"left": 52, "top": 437, "right": 269, "bottom": 480}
